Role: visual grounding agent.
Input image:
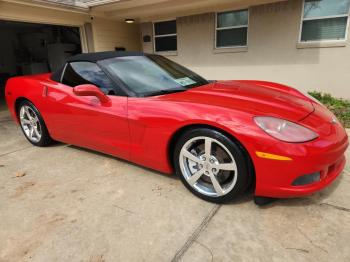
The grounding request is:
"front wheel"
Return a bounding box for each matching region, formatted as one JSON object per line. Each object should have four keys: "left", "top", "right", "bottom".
{"left": 18, "top": 100, "right": 53, "bottom": 147}
{"left": 174, "top": 128, "right": 251, "bottom": 203}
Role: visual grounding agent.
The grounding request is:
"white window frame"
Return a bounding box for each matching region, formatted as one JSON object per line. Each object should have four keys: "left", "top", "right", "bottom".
{"left": 153, "top": 19, "right": 177, "bottom": 54}
{"left": 215, "top": 9, "right": 249, "bottom": 49}
{"left": 298, "top": 0, "right": 350, "bottom": 44}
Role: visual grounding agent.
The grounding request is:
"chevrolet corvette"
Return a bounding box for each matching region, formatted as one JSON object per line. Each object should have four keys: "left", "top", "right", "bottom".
{"left": 5, "top": 51, "right": 349, "bottom": 204}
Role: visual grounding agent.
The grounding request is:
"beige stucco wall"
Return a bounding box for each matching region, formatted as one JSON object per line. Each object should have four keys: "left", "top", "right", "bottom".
{"left": 91, "top": 17, "right": 141, "bottom": 52}
{"left": 141, "top": 0, "right": 350, "bottom": 99}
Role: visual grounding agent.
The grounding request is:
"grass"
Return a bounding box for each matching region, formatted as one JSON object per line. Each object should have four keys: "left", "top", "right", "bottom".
{"left": 308, "top": 91, "right": 350, "bottom": 128}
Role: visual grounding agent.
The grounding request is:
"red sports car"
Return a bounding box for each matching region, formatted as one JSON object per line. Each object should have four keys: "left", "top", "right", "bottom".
{"left": 5, "top": 51, "right": 349, "bottom": 204}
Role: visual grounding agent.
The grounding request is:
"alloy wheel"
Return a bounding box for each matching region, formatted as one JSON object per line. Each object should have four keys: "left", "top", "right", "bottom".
{"left": 19, "top": 105, "right": 42, "bottom": 143}
{"left": 179, "top": 136, "right": 238, "bottom": 197}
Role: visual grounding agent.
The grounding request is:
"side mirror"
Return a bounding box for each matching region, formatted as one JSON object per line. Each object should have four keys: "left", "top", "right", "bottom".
{"left": 73, "top": 84, "right": 110, "bottom": 104}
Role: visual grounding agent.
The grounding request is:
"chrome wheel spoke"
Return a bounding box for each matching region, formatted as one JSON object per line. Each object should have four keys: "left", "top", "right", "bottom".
{"left": 217, "top": 163, "right": 237, "bottom": 172}
{"left": 209, "top": 173, "right": 224, "bottom": 196}
{"left": 33, "top": 127, "right": 41, "bottom": 138}
{"left": 32, "top": 115, "right": 39, "bottom": 123}
{"left": 204, "top": 138, "right": 212, "bottom": 159}
{"left": 24, "top": 107, "right": 32, "bottom": 120}
{"left": 21, "top": 118, "right": 31, "bottom": 125}
{"left": 29, "top": 127, "right": 34, "bottom": 139}
{"left": 181, "top": 149, "right": 202, "bottom": 163}
{"left": 187, "top": 169, "right": 205, "bottom": 186}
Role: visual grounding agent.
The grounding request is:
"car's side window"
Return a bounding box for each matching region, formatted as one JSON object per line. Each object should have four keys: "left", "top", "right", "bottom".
{"left": 61, "top": 62, "right": 117, "bottom": 95}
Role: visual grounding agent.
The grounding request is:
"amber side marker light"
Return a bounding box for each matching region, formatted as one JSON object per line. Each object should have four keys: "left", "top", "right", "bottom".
{"left": 256, "top": 151, "right": 292, "bottom": 161}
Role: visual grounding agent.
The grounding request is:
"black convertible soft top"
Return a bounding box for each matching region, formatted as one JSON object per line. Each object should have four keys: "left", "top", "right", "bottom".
{"left": 67, "top": 51, "right": 144, "bottom": 63}
{"left": 51, "top": 51, "right": 144, "bottom": 82}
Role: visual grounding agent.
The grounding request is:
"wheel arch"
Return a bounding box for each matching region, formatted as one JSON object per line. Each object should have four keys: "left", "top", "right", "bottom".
{"left": 14, "top": 96, "right": 53, "bottom": 146}
{"left": 168, "top": 123, "right": 256, "bottom": 188}
{"left": 14, "top": 97, "right": 32, "bottom": 118}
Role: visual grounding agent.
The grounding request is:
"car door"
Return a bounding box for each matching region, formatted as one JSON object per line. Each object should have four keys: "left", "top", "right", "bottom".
{"left": 44, "top": 62, "right": 130, "bottom": 160}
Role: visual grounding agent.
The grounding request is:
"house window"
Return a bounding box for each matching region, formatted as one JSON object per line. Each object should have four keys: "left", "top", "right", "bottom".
{"left": 153, "top": 20, "right": 177, "bottom": 52}
{"left": 300, "top": 0, "right": 350, "bottom": 42}
{"left": 216, "top": 9, "right": 249, "bottom": 48}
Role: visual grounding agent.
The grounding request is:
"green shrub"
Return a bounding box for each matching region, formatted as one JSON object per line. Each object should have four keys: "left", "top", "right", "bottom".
{"left": 308, "top": 91, "right": 350, "bottom": 128}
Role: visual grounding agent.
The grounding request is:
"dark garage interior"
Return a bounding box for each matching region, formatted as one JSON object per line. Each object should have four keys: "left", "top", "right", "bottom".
{"left": 0, "top": 20, "right": 82, "bottom": 111}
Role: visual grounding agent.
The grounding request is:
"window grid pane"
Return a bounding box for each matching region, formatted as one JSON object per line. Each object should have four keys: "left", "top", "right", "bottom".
{"left": 301, "top": 17, "right": 348, "bottom": 41}
{"left": 155, "top": 36, "right": 177, "bottom": 52}
{"left": 154, "top": 20, "right": 177, "bottom": 36}
{"left": 217, "top": 10, "right": 248, "bottom": 28}
{"left": 304, "top": 0, "right": 350, "bottom": 19}
{"left": 216, "top": 27, "right": 248, "bottom": 47}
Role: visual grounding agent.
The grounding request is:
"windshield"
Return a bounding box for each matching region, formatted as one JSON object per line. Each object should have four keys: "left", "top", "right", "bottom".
{"left": 99, "top": 55, "right": 208, "bottom": 96}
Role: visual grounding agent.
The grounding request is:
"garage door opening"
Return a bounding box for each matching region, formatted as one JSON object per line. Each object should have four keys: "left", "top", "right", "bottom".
{"left": 0, "top": 20, "right": 82, "bottom": 111}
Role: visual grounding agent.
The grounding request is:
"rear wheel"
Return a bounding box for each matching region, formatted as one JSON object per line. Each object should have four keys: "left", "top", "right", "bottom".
{"left": 174, "top": 128, "right": 251, "bottom": 203}
{"left": 18, "top": 100, "right": 53, "bottom": 147}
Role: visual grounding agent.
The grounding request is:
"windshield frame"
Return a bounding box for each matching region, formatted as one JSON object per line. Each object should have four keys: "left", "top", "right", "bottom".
{"left": 98, "top": 54, "right": 209, "bottom": 97}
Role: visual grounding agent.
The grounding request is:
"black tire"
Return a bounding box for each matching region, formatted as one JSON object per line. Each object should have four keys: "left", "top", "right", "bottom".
{"left": 174, "top": 128, "right": 252, "bottom": 203}
{"left": 17, "top": 100, "right": 53, "bottom": 147}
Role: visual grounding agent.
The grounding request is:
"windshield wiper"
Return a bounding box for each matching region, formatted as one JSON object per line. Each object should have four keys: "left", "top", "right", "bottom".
{"left": 144, "top": 88, "right": 187, "bottom": 97}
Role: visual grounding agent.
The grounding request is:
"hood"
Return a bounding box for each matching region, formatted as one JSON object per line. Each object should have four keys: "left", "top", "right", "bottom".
{"left": 165, "top": 80, "right": 314, "bottom": 122}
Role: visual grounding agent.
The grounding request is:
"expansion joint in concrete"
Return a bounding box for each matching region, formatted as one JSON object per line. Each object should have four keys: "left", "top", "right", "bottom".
{"left": 171, "top": 204, "right": 221, "bottom": 262}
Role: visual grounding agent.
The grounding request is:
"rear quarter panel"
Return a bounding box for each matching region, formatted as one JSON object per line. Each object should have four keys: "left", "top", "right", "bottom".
{"left": 5, "top": 74, "right": 51, "bottom": 123}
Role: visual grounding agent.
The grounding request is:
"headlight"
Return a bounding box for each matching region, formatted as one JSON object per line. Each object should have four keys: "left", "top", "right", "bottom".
{"left": 254, "top": 116, "right": 318, "bottom": 143}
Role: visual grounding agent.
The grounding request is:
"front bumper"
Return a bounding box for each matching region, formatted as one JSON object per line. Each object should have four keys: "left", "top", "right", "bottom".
{"left": 251, "top": 103, "right": 349, "bottom": 198}
{"left": 254, "top": 154, "right": 347, "bottom": 198}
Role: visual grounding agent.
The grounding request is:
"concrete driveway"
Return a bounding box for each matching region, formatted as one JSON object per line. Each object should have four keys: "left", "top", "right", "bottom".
{"left": 0, "top": 109, "right": 349, "bottom": 262}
